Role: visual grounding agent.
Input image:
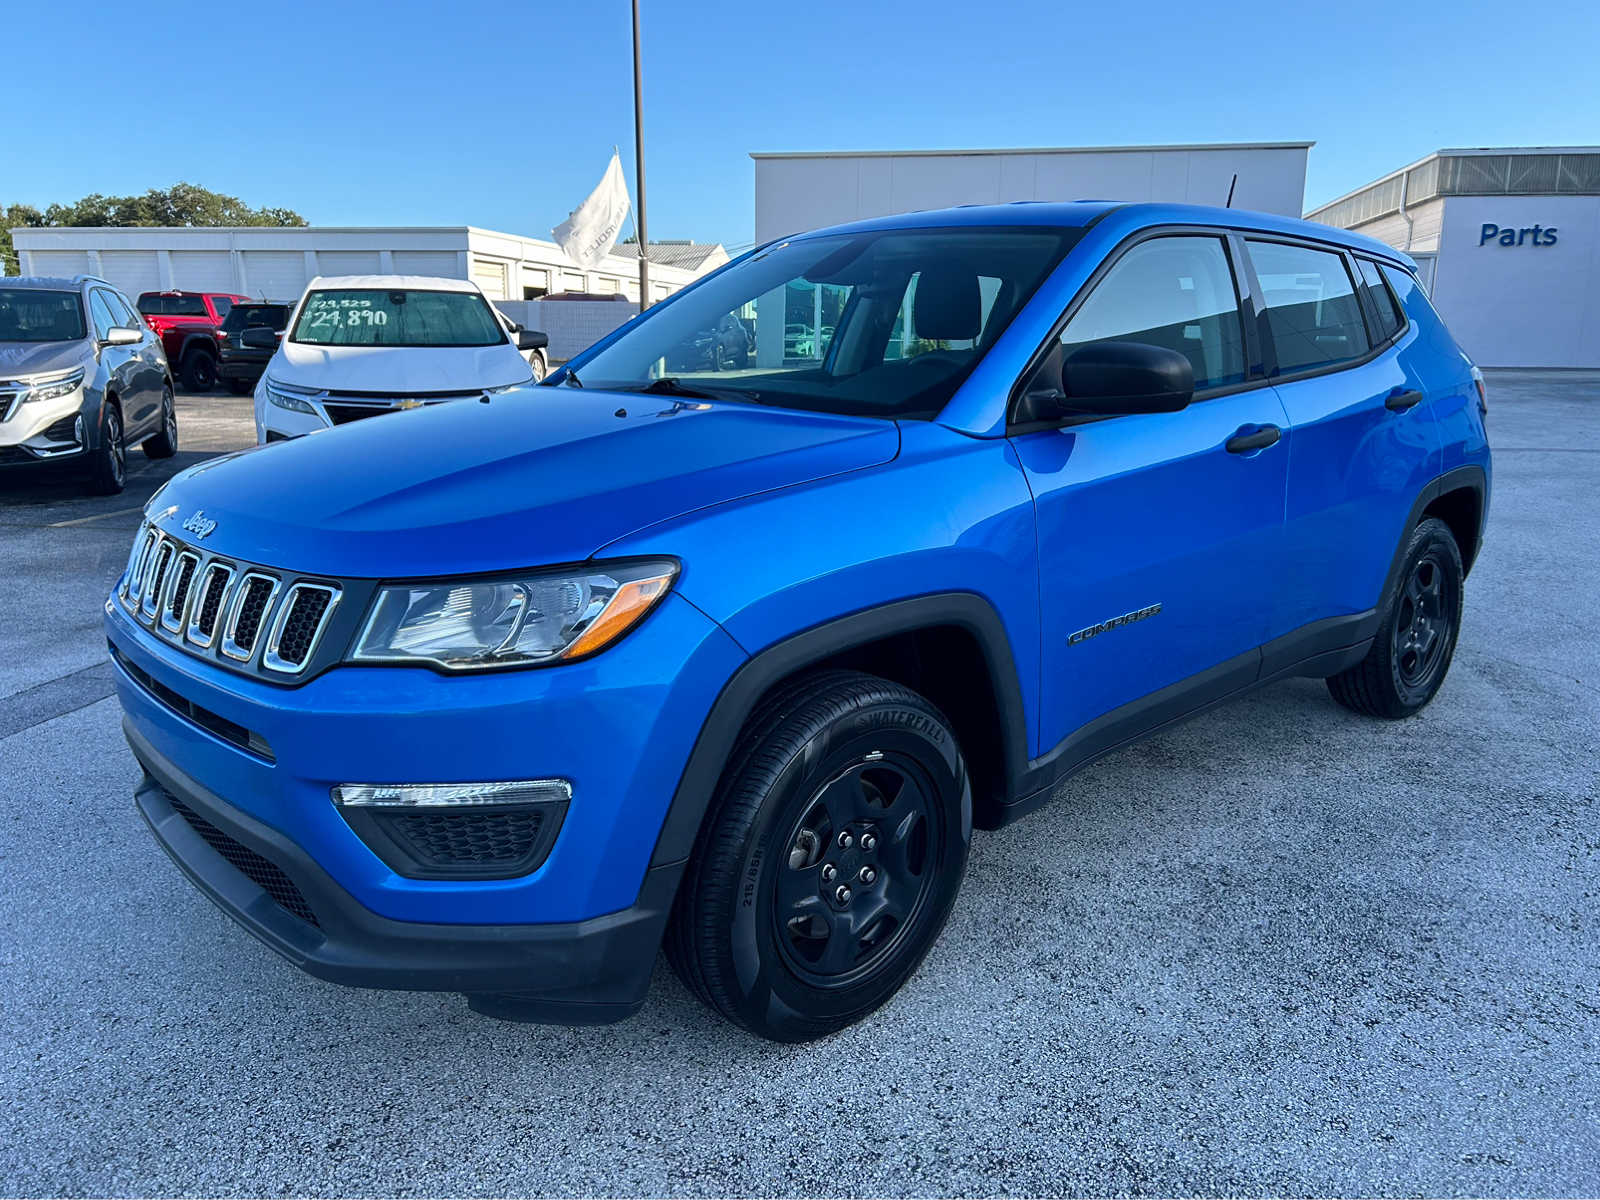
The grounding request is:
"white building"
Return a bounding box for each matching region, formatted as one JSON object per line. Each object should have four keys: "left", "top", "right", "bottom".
{"left": 752, "top": 142, "right": 1313, "bottom": 243}
{"left": 1307, "top": 147, "right": 1600, "bottom": 368}
{"left": 9, "top": 225, "right": 726, "bottom": 307}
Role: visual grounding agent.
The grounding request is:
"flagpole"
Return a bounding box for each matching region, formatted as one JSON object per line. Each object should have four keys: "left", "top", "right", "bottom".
{"left": 631, "top": 0, "right": 650, "bottom": 309}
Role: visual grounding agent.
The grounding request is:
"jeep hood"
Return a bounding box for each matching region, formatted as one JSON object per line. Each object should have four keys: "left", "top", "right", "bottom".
{"left": 270, "top": 338, "right": 533, "bottom": 393}
{"left": 146, "top": 387, "right": 900, "bottom": 577}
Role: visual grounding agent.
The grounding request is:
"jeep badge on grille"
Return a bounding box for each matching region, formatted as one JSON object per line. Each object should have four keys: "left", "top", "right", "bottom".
{"left": 181, "top": 510, "right": 217, "bottom": 539}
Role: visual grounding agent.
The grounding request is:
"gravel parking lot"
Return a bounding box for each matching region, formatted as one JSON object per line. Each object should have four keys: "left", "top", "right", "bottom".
{"left": 2, "top": 375, "right": 1596, "bottom": 1196}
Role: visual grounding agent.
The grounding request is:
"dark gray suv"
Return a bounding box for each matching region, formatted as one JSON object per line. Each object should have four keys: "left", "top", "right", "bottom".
{"left": 0, "top": 275, "right": 177, "bottom": 494}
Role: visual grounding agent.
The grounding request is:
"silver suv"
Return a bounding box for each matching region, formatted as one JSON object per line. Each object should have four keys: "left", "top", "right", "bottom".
{"left": 0, "top": 275, "right": 177, "bottom": 494}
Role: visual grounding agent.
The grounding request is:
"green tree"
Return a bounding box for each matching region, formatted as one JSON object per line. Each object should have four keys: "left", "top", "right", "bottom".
{"left": 4, "top": 184, "right": 306, "bottom": 274}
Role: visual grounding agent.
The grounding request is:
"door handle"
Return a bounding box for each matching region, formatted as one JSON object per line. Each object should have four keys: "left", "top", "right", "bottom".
{"left": 1385, "top": 388, "right": 1424, "bottom": 411}
{"left": 1225, "top": 424, "right": 1281, "bottom": 454}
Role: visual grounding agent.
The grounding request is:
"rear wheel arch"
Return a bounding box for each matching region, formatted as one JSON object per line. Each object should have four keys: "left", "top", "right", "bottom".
{"left": 1421, "top": 484, "right": 1484, "bottom": 575}
{"left": 650, "top": 593, "right": 1030, "bottom": 876}
{"left": 1379, "top": 466, "right": 1487, "bottom": 605}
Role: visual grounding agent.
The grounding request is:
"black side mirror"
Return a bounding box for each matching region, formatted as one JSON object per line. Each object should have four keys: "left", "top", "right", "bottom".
{"left": 517, "top": 329, "right": 548, "bottom": 351}
{"left": 240, "top": 327, "right": 277, "bottom": 349}
{"left": 1060, "top": 341, "right": 1194, "bottom": 415}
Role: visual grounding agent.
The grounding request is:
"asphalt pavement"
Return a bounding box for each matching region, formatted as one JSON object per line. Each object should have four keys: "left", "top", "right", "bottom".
{"left": 1, "top": 376, "right": 1596, "bottom": 1196}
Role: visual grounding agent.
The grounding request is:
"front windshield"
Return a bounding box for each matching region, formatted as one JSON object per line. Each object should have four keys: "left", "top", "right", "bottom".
{"left": 571, "top": 226, "right": 1080, "bottom": 418}
{"left": 290, "top": 289, "right": 505, "bottom": 347}
{"left": 0, "top": 288, "right": 86, "bottom": 343}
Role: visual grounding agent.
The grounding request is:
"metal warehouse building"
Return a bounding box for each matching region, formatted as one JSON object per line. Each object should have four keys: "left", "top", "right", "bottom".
{"left": 1307, "top": 147, "right": 1600, "bottom": 368}
{"left": 9, "top": 225, "right": 726, "bottom": 306}
{"left": 752, "top": 141, "right": 1314, "bottom": 243}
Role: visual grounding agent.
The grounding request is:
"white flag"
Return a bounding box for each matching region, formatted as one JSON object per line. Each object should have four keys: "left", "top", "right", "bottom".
{"left": 552, "top": 153, "right": 632, "bottom": 270}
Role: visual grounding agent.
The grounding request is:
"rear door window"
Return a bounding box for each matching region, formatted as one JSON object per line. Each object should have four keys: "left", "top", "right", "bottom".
{"left": 1246, "top": 240, "right": 1370, "bottom": 373}
{"left": 210, "top": 296, "right": 234, "bottom": 320}
{"left": 1054, "top": 235, "right": 1246, "bottom": 391}
{"left": 1356, "top": 258, "right": 1405, "bottom": 342}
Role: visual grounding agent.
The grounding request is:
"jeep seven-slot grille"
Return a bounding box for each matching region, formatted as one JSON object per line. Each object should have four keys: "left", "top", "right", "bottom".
{"left": 117, "top": 523, "right": 343, "bottom": 679}
{"left": 167, "top": 795, "right": 319, "bottom": 928}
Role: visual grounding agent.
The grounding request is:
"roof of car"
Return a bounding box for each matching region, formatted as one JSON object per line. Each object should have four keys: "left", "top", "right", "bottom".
{"left": 789, "top": 201, "right": 1415, "bottom": 269}
{"left": 0, "top": 275, "right": 99, "bottom": 290}
{"left": 303, "top": 275, "right": 482, "bottom": 293}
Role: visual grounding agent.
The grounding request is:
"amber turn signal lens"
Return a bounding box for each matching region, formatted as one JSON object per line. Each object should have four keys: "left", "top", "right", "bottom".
{"left": 560, "top": 571, "right": 675, "bottom": 659}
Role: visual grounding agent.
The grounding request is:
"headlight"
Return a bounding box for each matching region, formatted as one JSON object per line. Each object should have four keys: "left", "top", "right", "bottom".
{"left": 24, "top": 368, "right": 85, "bottom": 404}
{"left": 350, "top": 559, "right": 678, "bottom": 670}
{"left": 263, "top": 377, "right": 318, "bottom": 414}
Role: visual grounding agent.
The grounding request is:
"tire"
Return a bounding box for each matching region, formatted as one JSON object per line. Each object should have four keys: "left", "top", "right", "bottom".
{"left": 141, "top": 385, "right": 178, "bottom": 459}
{"left": 181, "top": 349, "right": 217, "bottom": 392}
{"left": 733, "top": 344, "right": 749, "bottom": 369}
{"left": 85, "top": 401, "right": 127, "bottom": 496}
{"left": 225, "top": 378, "right": 255, "bottom": 396}
{"left": 1327, "top": 517, "right": 1464, "bottom": 718}
{"left": 712, "top": 343, "right": 727, "bottom": 372}
{"left": 529, "top": 353, "right": 546, "bottom": 383}
{"left": 666, "top": 670, "right": 972, "bottom": 1042}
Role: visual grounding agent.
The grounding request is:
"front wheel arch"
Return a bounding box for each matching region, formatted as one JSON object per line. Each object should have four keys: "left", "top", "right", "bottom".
{"left": 650, "top": 593, "right": 1030, "bottom": 878}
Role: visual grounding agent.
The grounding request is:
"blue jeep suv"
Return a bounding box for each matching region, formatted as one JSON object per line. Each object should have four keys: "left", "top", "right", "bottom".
{"left": 107, "top": 202, "right": 1491, "bottom": 1041}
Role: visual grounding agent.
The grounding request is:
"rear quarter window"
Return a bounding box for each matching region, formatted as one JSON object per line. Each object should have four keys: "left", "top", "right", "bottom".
{"left": 1356, "top": 258, "right": 1405, "bottom": 342}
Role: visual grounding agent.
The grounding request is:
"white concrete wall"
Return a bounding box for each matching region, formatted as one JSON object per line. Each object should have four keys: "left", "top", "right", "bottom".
{"left": 1430, "top": 195, "right": 1600, "bottom": 368}
{"left": 494, "top": 299, "right": 638, "bottom": 362}
{"left": 753, "top": 144, "right": 1310, "bottom": 241}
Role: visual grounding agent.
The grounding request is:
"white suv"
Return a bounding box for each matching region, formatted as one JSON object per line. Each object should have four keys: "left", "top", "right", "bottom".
{"left": 252, "top": 275, "right": 540, "bottom": 443}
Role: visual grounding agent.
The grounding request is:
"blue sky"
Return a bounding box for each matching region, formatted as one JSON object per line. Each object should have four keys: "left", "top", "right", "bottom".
{"left": 10, "top": 0, "right": 1598, "bottom": 249}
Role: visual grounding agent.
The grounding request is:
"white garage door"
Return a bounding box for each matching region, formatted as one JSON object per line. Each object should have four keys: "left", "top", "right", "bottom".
{"left": 28, "top": 250, "right": 90, "bottom": 277}
{"left": 471, "top": 258, "right": 508, "bottom": 299}
{"left": 98, "top": 251, "right": 161, "bottom": 299}
{"left": 391, "top": 250, "right": 458, "bottom": 278}
{"left": 243, "top": 251, "right": 308, "bottom": 302}
{"left": 316, "top": 250, "right": 381, "bottom": 277}
{"left": 170, "top": 251, "right": 235, "bottom": 292}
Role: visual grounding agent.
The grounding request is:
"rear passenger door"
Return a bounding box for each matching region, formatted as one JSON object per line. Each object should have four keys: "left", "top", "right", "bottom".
{"left": 1241, "top": 239, "right": 1444, "bottom": 654}
{"left": 1011, "top": 233, "right": 1291, "bottom": 757}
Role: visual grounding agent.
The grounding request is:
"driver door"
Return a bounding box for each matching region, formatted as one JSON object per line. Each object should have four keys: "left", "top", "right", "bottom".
{"left": 1008, "top": 233, "right": 1290, "bottom": 757}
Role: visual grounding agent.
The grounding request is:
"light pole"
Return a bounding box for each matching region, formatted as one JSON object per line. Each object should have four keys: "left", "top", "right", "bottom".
{"left": 632, "top": 0, "right": 650, "bottom": 309}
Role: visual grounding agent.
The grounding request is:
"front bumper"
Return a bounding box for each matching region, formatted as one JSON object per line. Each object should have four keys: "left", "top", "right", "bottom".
{"left": 107, "top": 583, "right": 746, "bottom": 1016}
{"left": 130, "top": 719, "right": 679, "bottom": 1020}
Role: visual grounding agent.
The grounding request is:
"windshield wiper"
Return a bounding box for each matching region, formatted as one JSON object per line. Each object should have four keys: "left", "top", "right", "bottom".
{"left": 628, "top": 377, "right": 752, "bottom": 403}
{"left": 561, "top": 368, "right": 582, "bottom": 387}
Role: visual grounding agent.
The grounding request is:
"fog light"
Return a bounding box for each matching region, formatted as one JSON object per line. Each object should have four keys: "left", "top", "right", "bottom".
{"left": 332, "top": 780, "right": 571, "bottom": 808}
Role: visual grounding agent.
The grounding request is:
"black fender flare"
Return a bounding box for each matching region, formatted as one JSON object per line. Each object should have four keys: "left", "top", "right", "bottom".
{"left": 647, "top": 592, "right": 1030, "bottom": 870}
{"left": 1380, "top": 464, "right": 1488, "bottom": 601}
{"left": 177, "top": 331, "right": 217, "bottom": 363}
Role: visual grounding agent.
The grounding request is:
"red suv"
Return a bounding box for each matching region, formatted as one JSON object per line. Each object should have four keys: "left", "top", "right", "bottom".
{"left": 136, "top": 291, "right": 249, "bottom": 392}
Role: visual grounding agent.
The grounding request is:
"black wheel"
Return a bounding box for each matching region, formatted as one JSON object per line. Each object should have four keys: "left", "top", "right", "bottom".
{"left": 1328, "top": 517, "right": 1464, "bottom": 718}
{"left": 86, "top": 401, "right": 127, "bottom": 495}
{"left": 733, "top": 344, "right": 749, "bottom": 369}
{"left": 225, "top": 378, "right": 255, "bottom": 396}
{"left": 141, "top": 385, "right": 178, "bottom": 459}
{"left": 712, "top": 343, "right": 727, "bottom": 372}
{"left": 182, "top": 349, "right": 217, "bottom": 392}
{"left": 667, "top": 670, "right": 971, "bottom": 1042}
